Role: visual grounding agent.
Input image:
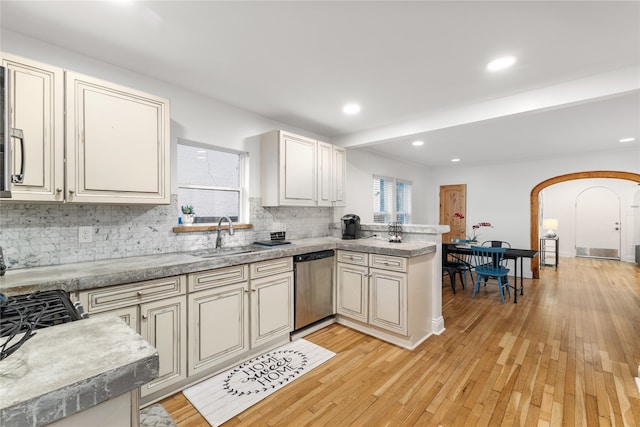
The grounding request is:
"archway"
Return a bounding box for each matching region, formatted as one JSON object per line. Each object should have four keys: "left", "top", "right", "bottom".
{"left": 530, "top": 170, "right": 640, "bottom": 279}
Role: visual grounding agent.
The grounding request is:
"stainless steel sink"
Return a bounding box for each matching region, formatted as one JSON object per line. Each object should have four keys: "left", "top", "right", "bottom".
{"left": 190, "top": 245, "right": 268, "bottom": 259}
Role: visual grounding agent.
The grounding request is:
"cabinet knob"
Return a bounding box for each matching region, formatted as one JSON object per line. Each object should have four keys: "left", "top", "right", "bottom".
{"left": 137, "top": 291, "right": 143, "bottom": 297}
{"left": 68, "top": 190, "right": 75, "bottom": 195}
{"left": 142, "top": 314, "right": 148, "bottom": 320}
{"left": 56, "top": 188, "right": 62, "bottom": 193}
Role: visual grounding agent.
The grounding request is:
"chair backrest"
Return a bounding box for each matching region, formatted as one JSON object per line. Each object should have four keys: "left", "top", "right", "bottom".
{"left": 482, "top": 240, "right": 511, "bottom": 248}
{"left": 471, "top": 245, "right": 508, "bottom": 274}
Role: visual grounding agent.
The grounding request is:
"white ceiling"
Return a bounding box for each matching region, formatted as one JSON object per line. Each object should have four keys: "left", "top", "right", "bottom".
{"left": 1, "top": 1, "right": 638, "bottom": 167}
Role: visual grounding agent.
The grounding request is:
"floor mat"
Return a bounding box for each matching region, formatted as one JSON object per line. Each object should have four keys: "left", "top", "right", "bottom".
{"left": 183, "top": 339, "right": 335, "bottom": 426}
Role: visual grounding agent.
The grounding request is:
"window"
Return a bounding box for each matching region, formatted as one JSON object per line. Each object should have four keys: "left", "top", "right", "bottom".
{"left": 177, "top": 141, "right": 247, "bottom": 223}
{"left": 373, "top": 176, "right": 412, "bottom": 224}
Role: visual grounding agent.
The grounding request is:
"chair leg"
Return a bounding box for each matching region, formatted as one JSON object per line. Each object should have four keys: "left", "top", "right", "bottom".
{"left": 456, "top": 269, "right": 465, "bottom": 290}
{"left": 472, "top": 274, "right": 481, "bottom": 298}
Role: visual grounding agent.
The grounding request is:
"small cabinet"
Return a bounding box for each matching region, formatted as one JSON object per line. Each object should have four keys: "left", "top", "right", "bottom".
{"left": 249, "top": 258, "right": 294, "bottom": 347}
{"left": 337, "top": 250, "right": 408, "bottom": 336}
{"left": 260, "top": 130, "right": 346, "bottom": 207}
{"left": 187, "top": 265, "right": 249, "bottom": 376}
{"left": 540, "top": 237, "right": 558, "bottom": 270}
{"left": 76, "top": 276, "right": 187, "bottom": 400}
{"left": 1, "top": 53, "right": 64, "bottom": 202}
{"left": 65, "top": 71, "right": 170, "bottom": 204}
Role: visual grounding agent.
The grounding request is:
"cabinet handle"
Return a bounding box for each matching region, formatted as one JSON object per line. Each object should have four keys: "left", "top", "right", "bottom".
{"left": 137, "top": 291, "right": 143, "bottom": 297}
{"left": 243, "top": 289, "right": 249, "bottom": 294}
{"left": 10, "top": 128, "right": 25, "bottom": 184}
{"left": 142, "top": 314, "right": 148, "bottom": 320}
{"left": 56, "top": 188, "right": 62, "bottom": 193}
{"left": 68, "top": 190, "right": 75, "bottom": 195}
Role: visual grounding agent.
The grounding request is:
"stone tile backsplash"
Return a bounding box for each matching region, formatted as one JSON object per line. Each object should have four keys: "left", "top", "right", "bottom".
{"left": 0, "top": 196, "right": 333, "bottom": 270}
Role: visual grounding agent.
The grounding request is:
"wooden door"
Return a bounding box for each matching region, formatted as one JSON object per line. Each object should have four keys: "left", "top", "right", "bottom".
{"left": 440, "top": 184, "right": 467, "bottom": 243}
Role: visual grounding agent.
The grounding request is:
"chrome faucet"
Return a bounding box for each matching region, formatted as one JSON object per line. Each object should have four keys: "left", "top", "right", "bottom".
{"left": 215, "top": 216, "right": 235, "bottom": 249}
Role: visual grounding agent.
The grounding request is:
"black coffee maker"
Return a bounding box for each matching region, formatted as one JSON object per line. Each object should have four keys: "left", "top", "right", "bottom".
{"left": 341, "top": 214, "right": 361, "bottom": 240}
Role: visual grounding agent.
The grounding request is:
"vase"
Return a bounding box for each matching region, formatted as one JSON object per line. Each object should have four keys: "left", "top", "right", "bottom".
{"left": 183, "top": 214, "right": 195, "bottom": 224}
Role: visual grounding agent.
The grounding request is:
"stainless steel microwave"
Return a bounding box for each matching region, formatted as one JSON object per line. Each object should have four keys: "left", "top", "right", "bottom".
{"left": 0, "top": 65, "right": 11, "bottom": 198}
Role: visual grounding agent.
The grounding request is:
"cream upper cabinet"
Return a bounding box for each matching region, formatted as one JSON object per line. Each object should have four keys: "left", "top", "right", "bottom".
{"left": 0, "top": 53, "right": 170, "bottom": 204}
{"left": 260, "top": 130, "right": 316, "bottom": 206}
{"left": 1, "top": 53, "right": 64, "bottom": 202}
{"left": 66, "top": 71, "right": 170, "bottom": 204}
{"left": 260, "top": 130, "right": 346, "bottom": 207}
{"left": 317, "top": 140, "right": 333, "bottom": 207}
{"left": 332, "top": 145, "right": 346, "bottom": 206}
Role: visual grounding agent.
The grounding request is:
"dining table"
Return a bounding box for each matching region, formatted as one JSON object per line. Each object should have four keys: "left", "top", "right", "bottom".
{"left": 443, "top": 242, "right": 538, "bottom": 303}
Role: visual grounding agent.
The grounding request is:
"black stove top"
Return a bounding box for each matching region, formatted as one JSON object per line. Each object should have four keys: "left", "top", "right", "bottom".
{"left": 0, "top": 290, "right": 82, "bottom": 360}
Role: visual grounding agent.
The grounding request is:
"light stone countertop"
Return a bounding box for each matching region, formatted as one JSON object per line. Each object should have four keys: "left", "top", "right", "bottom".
{"left": 0, "top": 237, "right": 436, "bottom": 296}
{"left": 0, "top": 316, "right": 159, "bottom": 427}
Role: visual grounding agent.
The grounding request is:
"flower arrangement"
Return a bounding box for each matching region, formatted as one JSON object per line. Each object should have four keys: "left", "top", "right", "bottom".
{"left": 453, "top": 212, "right": 465, "bottom": 219}
{"left": 469, "top": 222, "right": 492, "bottom": 241}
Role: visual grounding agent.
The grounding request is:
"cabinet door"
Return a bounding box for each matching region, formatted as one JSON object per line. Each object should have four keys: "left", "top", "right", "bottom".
{"left": 279, "top": 133, "right": 316, "bottom": 206}
{"left": 317, "top": 140, "right": 333, "bottom": 206}
{"left": 332, "top": 145, "right": 346, "bottom": 206}
{"left": 92, "top": 306, "right": 139, "bottom": 333}
{"left": 1, "top": 54, "right": 64, "bottom": 201}
{"left": 251, "top": 271, "right": 294, "bottom": 348}
{"left": 188, "top": 282, "right": 249, "bottom": 376}
{"left": 140, "top": 296, "right": 187, "bottom": 398}
{"left": 369, "top": 268, "right": 408, "bottom": 335}
{"left": 336, "top": 262, "right": 369, "bottom": 323}
{"left": 65, "top": 71, "right": 170, "bottom": 204}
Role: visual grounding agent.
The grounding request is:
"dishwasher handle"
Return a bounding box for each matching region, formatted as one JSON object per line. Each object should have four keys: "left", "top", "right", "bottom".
{"left": 294, "top": 250, "right": 335, "bottom": 263}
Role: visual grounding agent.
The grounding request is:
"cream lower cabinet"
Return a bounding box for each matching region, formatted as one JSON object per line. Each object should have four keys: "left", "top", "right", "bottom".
{"left": 249, "top": 257, "right": 294, "bottom": 348}
{"left": 187, "top": 258, "right": 293, "bottom": 376}
{"left": 187, "top": 265, "right": 250, "bottom": 376}
{"left": 76, "top": 276, "right": 187, "bottom": 401}
{"left": 337, "top": 250, "right": 425, "bottom": 348}
{"left": 337, "top": 251, "right": 407, "bottom": 335}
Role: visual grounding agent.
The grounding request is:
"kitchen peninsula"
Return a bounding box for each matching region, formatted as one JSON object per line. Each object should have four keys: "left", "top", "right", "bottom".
{"left": 0, "top": 237, "right": 442, "bottom": 421}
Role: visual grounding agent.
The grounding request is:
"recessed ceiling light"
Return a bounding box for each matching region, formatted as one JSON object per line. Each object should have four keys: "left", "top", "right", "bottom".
{"left": 412, "top": 140, "right": 424, "bottom": 147}
{"left": 619, "top": 137, "right": 636, "bottom": 143}
{"left": 486, "top": 56, "right": 517, "bottom": 72}
{"left": 342, "top": 103, "right": 361, "bottom": 115}
{"left": 451, "top": 158, "right": 461, "bottom": 163}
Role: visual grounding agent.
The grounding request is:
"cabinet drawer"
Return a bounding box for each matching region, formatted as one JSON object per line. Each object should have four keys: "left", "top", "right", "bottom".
{"left": 337, "top": 250, "right": 368, "bottom": 266}
{"left": 370, "top": 254, "right": 407, "bottom": 272}
{"left": 250, "top": 257, "right": 293, "bottom": 279}
{"left": 188, "top": 265, "right": 249, "bottom": 292}
{"left": 78, "top": 275, "right": 186, "bottom": 313}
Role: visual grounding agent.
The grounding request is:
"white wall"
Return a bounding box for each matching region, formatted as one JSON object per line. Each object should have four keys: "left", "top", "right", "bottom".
{"left": 335, "top": 148, "right": 431, "bottom": 224}
{"left": 429, "top": 149, "right": 639, "bottom": 275}
{"left": 541, "top": 178, "right": 639, "bottom": 262}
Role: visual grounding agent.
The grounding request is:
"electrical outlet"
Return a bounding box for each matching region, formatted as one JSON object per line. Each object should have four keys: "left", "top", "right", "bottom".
{"left": 78, "top": 226, "right": 93, "bottom": 243}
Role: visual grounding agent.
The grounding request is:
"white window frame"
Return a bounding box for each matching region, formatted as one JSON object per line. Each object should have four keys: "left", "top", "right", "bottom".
{"left": 177, "top": 139, "right": 249, "bottom": 224}
{"left": 373, "top": 175, "right": 413, "bottom": 224}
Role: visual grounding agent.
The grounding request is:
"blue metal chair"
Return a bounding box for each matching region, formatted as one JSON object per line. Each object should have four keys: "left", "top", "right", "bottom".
{"left": 470, "top": 245, "right": 511, "bottom": 303}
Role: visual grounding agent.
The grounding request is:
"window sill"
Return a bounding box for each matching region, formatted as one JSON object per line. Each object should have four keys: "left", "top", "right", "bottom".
{"left": 172, "top": 223, "right": 254, "bottom": 233}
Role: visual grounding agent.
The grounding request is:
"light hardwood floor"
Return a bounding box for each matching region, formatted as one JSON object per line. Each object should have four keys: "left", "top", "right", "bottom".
{"left": 161, "top": 257, "right": 640, "bottom": 426}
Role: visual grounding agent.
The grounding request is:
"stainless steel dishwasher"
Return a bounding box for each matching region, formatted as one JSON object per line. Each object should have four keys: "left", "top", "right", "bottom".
{"left": 293, "top": 250, "right": 335, "bottom": 330}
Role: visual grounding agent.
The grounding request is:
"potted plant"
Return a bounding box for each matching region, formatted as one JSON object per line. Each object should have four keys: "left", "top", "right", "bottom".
{"left": 181, "top": 205, "right": 196, "bottom": 224}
